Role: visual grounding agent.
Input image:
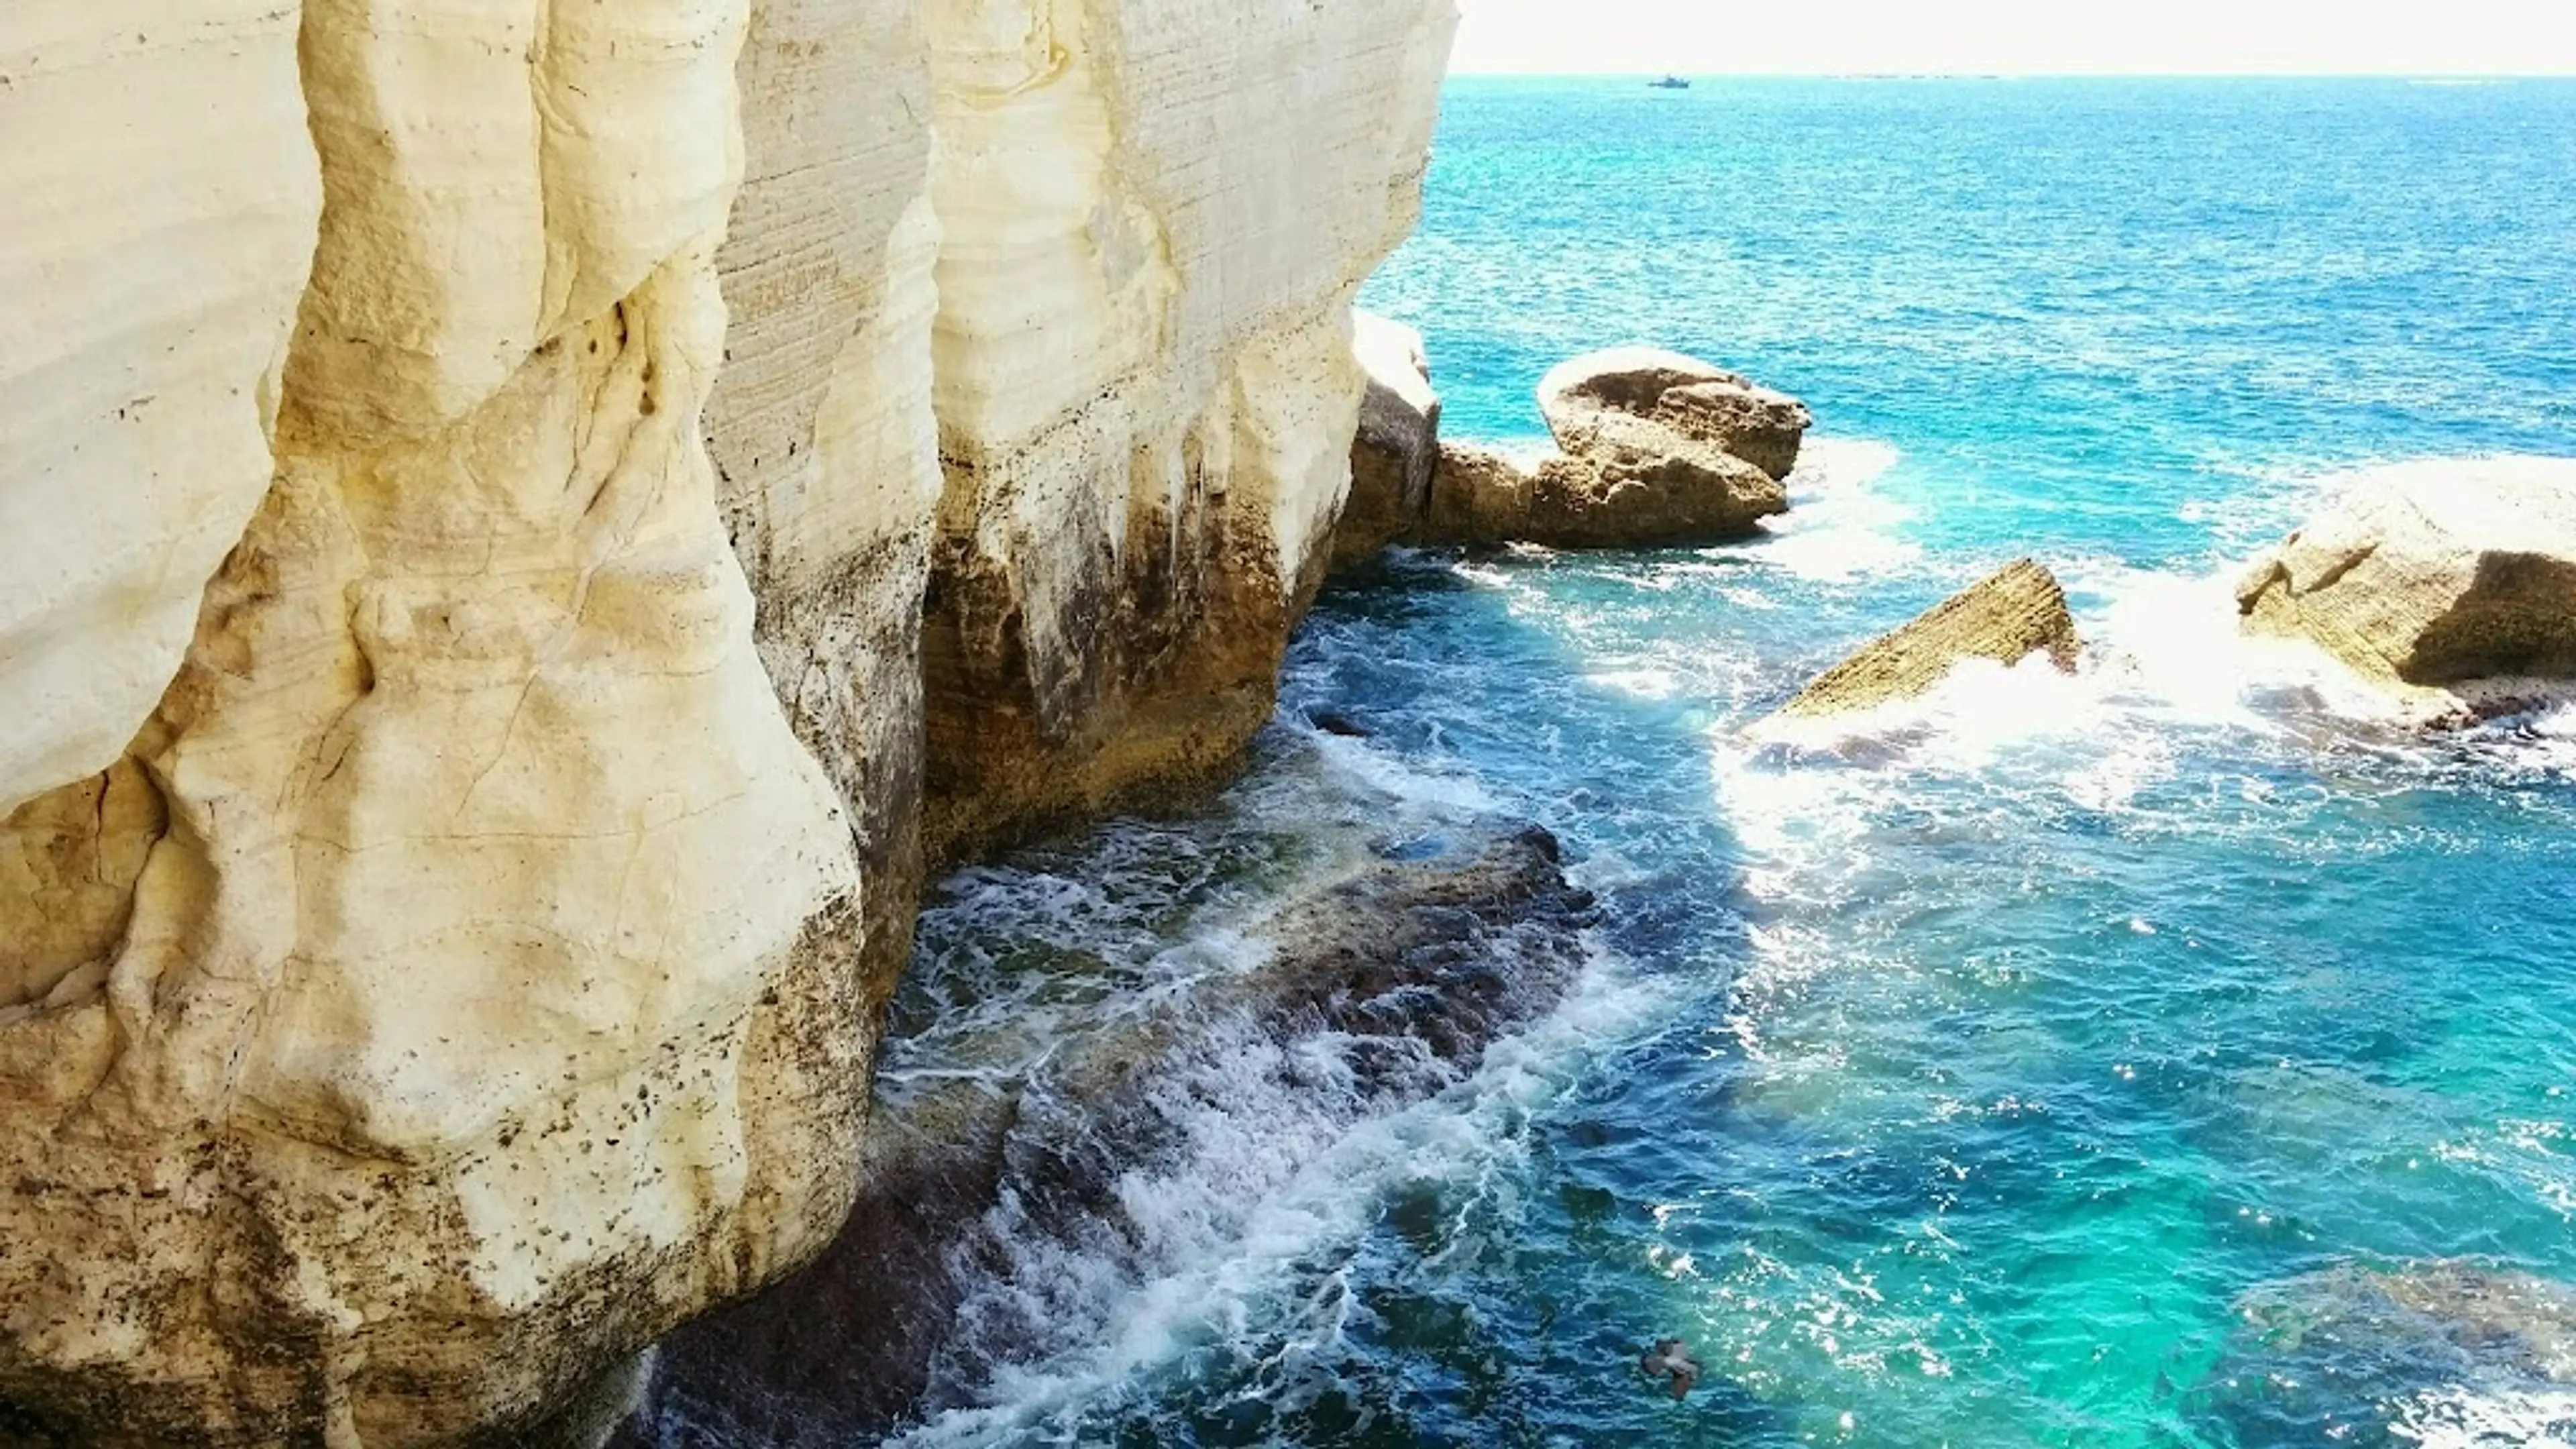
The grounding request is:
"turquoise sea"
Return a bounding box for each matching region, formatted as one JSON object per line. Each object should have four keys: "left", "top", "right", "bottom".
{"left": 885, "top": 80, "right": 2576, "bottom": 1447}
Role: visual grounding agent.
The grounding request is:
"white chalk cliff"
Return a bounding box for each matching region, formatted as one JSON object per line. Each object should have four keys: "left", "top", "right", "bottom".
{"left": 0, "top": 0, "right": 1456, "bottom": 1442}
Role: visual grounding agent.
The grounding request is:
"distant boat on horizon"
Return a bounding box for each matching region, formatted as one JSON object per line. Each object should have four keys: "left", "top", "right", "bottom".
{"left": 1649, "top": 75, "right": 1693, "bottom": 90}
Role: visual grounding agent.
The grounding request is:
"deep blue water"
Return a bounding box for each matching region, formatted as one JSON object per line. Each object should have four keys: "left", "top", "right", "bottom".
{"left": 888, "top": 79, "right": 2576, "bottom": 1448}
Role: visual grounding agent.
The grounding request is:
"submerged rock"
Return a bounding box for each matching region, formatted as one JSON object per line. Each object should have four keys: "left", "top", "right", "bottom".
{"left": 2237, "top": 458, "right": 2576, "bottom": 716}
{"left": 1336, "top": 312, "right": 1444, "bottom": 570}
{"left": 2191, "top": 1260, "right": 2576, "bottom": 1442}
{"left": 1780, "top": 559, "right": 2082, "bottom": 718}
{"left": 620, "top": 828, "right": 1596, "bottom": 1446}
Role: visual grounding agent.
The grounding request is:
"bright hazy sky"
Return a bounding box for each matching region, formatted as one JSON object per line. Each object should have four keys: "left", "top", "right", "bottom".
{"left": 1450, "top": 0, "right": 2576, "bottom": 76}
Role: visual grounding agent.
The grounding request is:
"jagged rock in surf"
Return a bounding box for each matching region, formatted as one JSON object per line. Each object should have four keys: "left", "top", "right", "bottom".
{"left": 2236, "top": 458, "right": 2576, "bottom": 720}
{"left": 1780, "top": 559, "right": 2082, "bottom": 718}
{"left": 616, "top": 828, "right": 1595, "bottom": 1447}
{"left": 1335, "top": 311, "right": 1444, "bottom": 571}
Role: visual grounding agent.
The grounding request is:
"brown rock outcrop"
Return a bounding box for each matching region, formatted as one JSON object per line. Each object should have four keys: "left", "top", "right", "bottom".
{"left": 1540, "top": 345, "right": 1812, "bottom": 480}
{"left": 1334, "top": 311, "right": 1444, "bottom": 570}
{"left": 1424, "top": 440, "right": 1543, "bottom": 547}
{"left": 1419, "top": 429, "right": 1784, "bottom": 551}
{"left": 1395, "top": 347, "right": 1812, "bottom": 555}
{"left": 1656, "top": 378, "right": 1815, "bottom": 481}
{"left": 1781, "top": 559, "right": 2083, "bottom": 718}
{"left": 1523, "top": 428, "right": 1788, "bottom": 547}
{"left": 1430, "top": 347, "right": 1802, "bottom": 549}
{"left": 2237, "top": 458, "right": 2576, "bottom": 712}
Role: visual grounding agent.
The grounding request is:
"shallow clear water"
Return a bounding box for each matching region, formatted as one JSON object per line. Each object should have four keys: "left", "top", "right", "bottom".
{"left": 888, "top": 79, "right": 2576, "bottom": 1447}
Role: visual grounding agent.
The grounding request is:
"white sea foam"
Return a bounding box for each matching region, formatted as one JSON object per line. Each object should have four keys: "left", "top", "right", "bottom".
{"left": 1711, "top": 467, "right": 2576, "bottom": 1046}
{"left": 2390, "top": 1383, "right": 2576, "bottom": 1447}
{"left": 858, "top": 698, "right": 1698, "bottom": 1444}
{"left": 1748, "top": 438, "right": 1920, "bottom": 583}
{"left": 1300, "top": 729, "right": 1502, "bottom": 818}
{"left": 886, "top": 945, "right": 1679, "bottom": 1448}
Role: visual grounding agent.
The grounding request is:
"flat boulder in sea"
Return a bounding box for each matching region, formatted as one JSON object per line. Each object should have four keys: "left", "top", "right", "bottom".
{"left": 2236, "top": 458, "right": 2576, "bottom": 717}
{"left": 1512, "top": 347, "right": 1801, "bottom": 546}
{"left": 1336, "top": 311, "right": 1444, "bottom": 570}
{"left": 1779, "top": 559, "right": 2082, "bottom": 718}
{"left": 618, "top": 828, "right": 1595, "bottom": 1446}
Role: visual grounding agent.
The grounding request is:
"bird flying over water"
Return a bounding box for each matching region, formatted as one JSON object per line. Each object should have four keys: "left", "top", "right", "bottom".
{"left": 1639, "top": 1338, "right": 1700, "bottom": 1400}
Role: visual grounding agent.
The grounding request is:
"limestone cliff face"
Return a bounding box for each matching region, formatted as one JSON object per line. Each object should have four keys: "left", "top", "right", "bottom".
{"left": 0, "top": 2, "right": 321, "bottom": 816}
{"left": 710, "top": 0, "right": 945, "bottom": 1024}
{"left": 0, "top": 0, "right": 1453, "bottom": 1443}
{"left": 917, "top": 0, "right": 1456, "bottom": 860}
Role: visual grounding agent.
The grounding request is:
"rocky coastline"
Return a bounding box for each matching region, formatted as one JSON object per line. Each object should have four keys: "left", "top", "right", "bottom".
{"left": 3, "top": 9, "right": 2573, "bottom": 1441}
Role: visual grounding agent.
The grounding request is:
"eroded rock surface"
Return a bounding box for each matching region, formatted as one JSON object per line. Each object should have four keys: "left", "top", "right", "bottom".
{"left": 0, "top": 3, "right": 868, "bottom": 1443}
{"left": 1541, "top": 346, "right": 1811, "bottom": 480}
{"left": 0, "top": 0, "right": 1460, "bottom": 1442}
{"left": 619, "top": 828, "right": 1596, "bottom": 1446}
{"left": 2237, "top": 458, "right": 2576, "bottom": 715}
{"left": 0, "top": 1, "right": 321, "bottom": 814}
{"left": 711, "top": 0, "right": 947, "bottom": 1024}
{"left": 1334, "top": 311, "right": 1443, "bottom": 570}
{"left": 1781, "top": 559, "right": 2082, "bottom": 717}
{"left": 1423, "top": 440, "right": 1542, "bottom": 547}
{"left": 1523, "top": 349, "right": 1793, "bottom": 545}
{"left": 1655, "top": 378, "right": 1814, "bottom": 482}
